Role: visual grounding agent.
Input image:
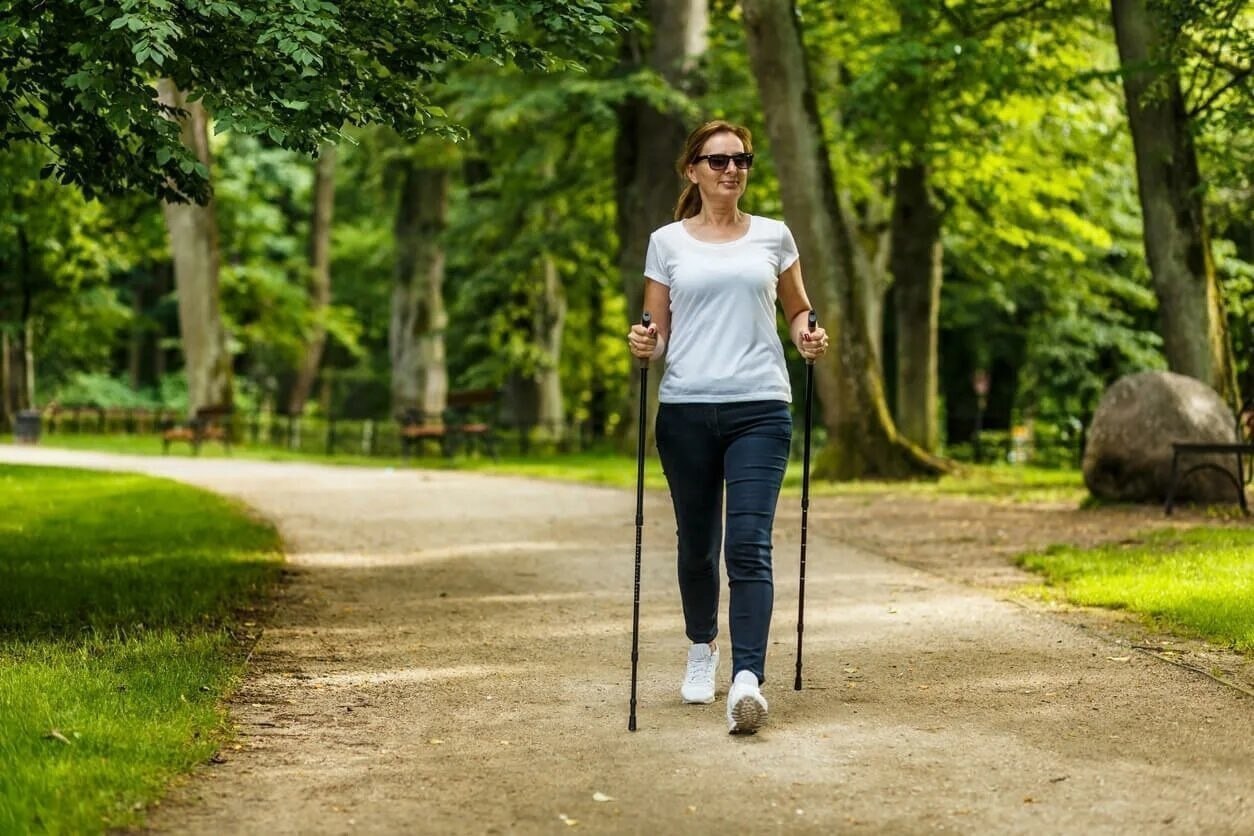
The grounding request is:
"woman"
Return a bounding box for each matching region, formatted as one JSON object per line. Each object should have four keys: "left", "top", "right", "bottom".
{"left": 627, "top": 120, "right": 829, "bottom": 734}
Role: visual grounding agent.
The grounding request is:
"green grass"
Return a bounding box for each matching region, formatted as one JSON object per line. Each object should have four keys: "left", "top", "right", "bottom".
{"left": 801, "top": 463, "right": 1085, "bottom": 504}
{"left": 1020, "top": 526, "right": 1254, "bottom": 650}
{"left": 0, "top": 465, "right": 282, "bottom": 834}
{"left": 464, "top": 454, "right": 1084, "bottom": 504}
{"left": 23, "top": 432, "right": 1085, "bottom": 504}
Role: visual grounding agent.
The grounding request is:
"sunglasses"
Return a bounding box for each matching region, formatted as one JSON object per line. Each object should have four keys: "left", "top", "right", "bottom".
{"left": 693, "top": 152, "right": 754, "bottom": 171}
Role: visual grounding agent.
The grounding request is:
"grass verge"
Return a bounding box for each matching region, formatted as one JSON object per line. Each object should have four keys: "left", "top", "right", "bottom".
{"left": 1019, "top": 526, "right": 1254, "bottom": 651}
{"left": 0, "top": 465, "right": 282, "bottom": 833}
{"left": 20, "top": 433, "right": 1085, "bottom": 504}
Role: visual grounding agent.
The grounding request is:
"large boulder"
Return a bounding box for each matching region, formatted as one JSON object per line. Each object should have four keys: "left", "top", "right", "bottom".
{"left": 1083, "top": 371, "right": 1239, "bottom": 503}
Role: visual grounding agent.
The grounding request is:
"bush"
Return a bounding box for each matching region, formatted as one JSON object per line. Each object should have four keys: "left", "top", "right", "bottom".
{"left": 51, "top": 373, "right": 160, "bottom": 409}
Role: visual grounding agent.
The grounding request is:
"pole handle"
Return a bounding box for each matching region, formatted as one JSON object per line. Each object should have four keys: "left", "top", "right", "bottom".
{"left": 805, "top": 309, "right": 818, "bottom": 366}
{"left": 640, "top": 311, "right": 652, "bottom": 370}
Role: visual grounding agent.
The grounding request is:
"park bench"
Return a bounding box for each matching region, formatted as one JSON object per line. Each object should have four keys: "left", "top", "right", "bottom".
{"left": 1163, "top": 397, "right": 1253, "bottom": 515}
{"left": 398, "top": 387, "right": 499, "bottom": 460}
{"left": 162, "top": 404, "right": 234, "bottom": 455}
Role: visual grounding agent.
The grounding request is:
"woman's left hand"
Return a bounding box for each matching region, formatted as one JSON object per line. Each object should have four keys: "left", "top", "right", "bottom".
{"left": 797, "top": 326, "right": 829, "bottom": 362}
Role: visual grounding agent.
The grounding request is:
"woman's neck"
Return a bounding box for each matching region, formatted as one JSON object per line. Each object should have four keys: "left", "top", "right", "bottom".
{"left": 695, "top": 203, "right": 744, "bottom": 227}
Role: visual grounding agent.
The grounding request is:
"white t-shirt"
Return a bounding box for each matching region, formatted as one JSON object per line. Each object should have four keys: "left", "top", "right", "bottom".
{"left": 644, "top": 214, "right": 800, "bottom": 404}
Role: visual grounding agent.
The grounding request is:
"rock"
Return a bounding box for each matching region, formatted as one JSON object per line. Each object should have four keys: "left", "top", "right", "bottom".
{"left": 1082, "top": 371, "right": 1239, "bottom": 503}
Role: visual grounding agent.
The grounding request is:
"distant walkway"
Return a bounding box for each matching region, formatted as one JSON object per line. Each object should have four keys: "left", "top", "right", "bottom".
{"left": 2, "top": 445, "right": 1251, "bottom": 834}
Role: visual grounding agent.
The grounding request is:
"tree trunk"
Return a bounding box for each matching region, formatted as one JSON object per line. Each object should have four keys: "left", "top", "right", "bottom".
{"left": 615, "top": 0, "right": 708, "bottom": 448}
{"left": 157, "top": 79, "right": 233, "bottom": 413}
{"left": 536, "top": 252, "right": 567, "bottom": 439}
{"left": 4, "top": 323, "right": 32, "bottom": 412}
{"left": 587, "top": 277, "right": 609, "bottom": 440}
{"left": 11, "top": 229, "right": 34, "bottom": 411}
{"left": 860, "top": 192, "right": 894, "bottom": 366}
{"left": 742, "top": 0, "right": 948, "bottom": 479}
{"left": 127, "top": 282, "right": 143, "bottom": 389}
{"left": 389, "top": 162, "right": 449, "bottom": 420}
{"left": 0, "top": 331, "right": 9, "bottom": 424}
{"left": 22, "top": 318, "right": 34, "bottom": 408}
{"left": 890, "top": 163, "right": 943, "bottom": 451}
{"left": 1111, "top": 0, "right": 1236, "bottom": 402}
{"left": 289, "top": 144, "right": 337, "bottom": 415}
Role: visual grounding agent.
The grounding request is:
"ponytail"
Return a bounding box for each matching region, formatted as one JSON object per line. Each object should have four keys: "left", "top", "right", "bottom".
{"left": 674, "top": 183, "right": 702, "bottom": 220}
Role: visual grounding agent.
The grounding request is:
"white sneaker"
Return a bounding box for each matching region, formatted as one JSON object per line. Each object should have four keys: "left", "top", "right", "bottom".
{"left": 727, "top": 670, "right": 768, "bottom": 734}
{"left": 680, "top": 643, "right": 719, "bottom": 704}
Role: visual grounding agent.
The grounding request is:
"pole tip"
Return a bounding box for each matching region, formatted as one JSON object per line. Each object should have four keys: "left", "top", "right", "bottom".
{"left": 628, "top": 716, "right": 637, "bottom": 731}
{"left": 794, "top": 677, "right": 802, "bottom": 691}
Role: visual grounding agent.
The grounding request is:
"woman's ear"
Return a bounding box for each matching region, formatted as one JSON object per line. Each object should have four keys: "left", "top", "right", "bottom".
{"left": 685, "top": 164, "right": 698, "bottom": 184}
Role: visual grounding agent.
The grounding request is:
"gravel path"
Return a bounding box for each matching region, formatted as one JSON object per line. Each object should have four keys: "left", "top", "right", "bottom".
{"left": 3, "top": 446, "right": 1252, "bottom": 834}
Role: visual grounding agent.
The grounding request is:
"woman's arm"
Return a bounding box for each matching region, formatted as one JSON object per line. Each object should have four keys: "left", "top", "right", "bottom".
{"left": 627, "top": 278, "right": 672, "bottom": 361}
{"left": 777, "top": 260, "right": 828, "bottom": 361}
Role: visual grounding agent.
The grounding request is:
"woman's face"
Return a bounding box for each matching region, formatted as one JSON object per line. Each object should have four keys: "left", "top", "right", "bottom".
{"left": 686, "top": 131, "right": 749, "bottom": 202}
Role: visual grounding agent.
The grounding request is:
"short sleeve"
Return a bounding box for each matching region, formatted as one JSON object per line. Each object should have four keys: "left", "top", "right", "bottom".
{"left": 643, "top": 233, "right": 670, "bottom": 287}
{"left": 779, "top": 222, "right": 800, "bottom": 274}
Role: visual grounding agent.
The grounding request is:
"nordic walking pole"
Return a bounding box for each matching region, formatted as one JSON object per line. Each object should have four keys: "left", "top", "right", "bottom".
{"left": 795, "top": 309, "right": 817, "bottom": 691}
{"left": 629, "top": 311, "right": 651, "bottom": 732}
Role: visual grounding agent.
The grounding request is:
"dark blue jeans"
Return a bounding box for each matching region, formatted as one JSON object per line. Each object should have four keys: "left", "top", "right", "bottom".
{"left": 655, "top": 400, "right": 792, "bottom": 684}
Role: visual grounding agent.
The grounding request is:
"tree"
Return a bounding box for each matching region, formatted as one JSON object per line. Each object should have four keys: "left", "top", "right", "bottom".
{"left": 741, "top": 0, "right": 948, "bottom": 478}
{"left": 2, "top": 1, "right": 618, "bottom": 413}
{"left": 1110, "top": 0, "right": 1238, "bottom": 401}
{"left": 390, "top": 156, "right": 451, "bottom": 421}
{"left": 0, "top": 145, "right": 130, "bottom": 417}
{"left": 157, "top": 79, "right": 232, "bottom": 411}
{"left": 888, "top": 161, "right": 943, "bottom": 451}
{"left": 288, "top": 144, "right": 336, "bottom": 415}
{"left": 0, "top": 0, "right": 619, "bottom": 203}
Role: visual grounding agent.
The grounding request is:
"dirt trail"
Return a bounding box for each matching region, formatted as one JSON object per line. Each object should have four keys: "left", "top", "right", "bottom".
{"left": 3, "top": 446, "right": 1252, "bottom": 834}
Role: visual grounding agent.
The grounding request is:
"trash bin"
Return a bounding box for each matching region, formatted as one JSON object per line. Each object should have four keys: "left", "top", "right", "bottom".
{"left": 14, "top": 410, "right": 41, "bottom": 444}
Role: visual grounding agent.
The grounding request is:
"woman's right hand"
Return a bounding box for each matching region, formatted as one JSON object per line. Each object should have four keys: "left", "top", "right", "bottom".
{"left": 627, "top": 323, "right": 658, "bottom": 360}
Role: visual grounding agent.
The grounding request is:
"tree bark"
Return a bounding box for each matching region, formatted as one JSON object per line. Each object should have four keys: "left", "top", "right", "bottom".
{"left": 536, "top": 251, "right": 567, "bottom": 439}
{"left": 3, "top": 321, "right": 33, "bottom": 412}
{"left": 890, "top": 163, "right": 943, "bottom": 451}
{"left": 0, "top": 331, "right": 9, "bottom": 423}
{"left": 11, "top": 227, "right": 35, "bottom": 412}
{"left": 288, "top": 144, "right": 337, "bottom": 415}
{"left": 1111, "top": 0, "right": 1237, "bottom": 402}
{"left": 22, "top": 318, "right": 34, "bottom": 408}
{"left": 157, "top": 79, "right": 233, "bottom": 413}
{"left": 389, "top": 162, "right": 448, "bottom": 420}
{"left": 859, "top": 192, "right": 894, "bottom": 366}
{"left": 615, "top": 0, "right": 708, "bottom": 447}
{"left": 127, "top": 281, "right": 143, "bottom": 389}
{"left": 742, "top": 0, "right": 948, "bottom": 479}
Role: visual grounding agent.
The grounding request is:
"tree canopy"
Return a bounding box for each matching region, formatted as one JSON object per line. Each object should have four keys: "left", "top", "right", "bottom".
{"left": 0, "top": 0, "right": 618, "bottom": 201}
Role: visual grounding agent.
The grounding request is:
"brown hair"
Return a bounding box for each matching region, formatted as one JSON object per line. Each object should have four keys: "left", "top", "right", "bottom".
{"left": 673, "top": 120, "right": 754, "bottom": 221}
